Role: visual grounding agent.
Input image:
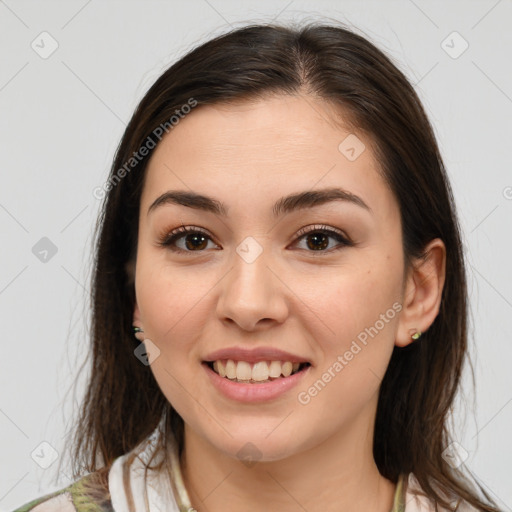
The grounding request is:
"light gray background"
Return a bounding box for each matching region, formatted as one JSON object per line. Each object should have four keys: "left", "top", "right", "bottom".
{"left": 1, "top": 0, "right": 511, "bottom": 510}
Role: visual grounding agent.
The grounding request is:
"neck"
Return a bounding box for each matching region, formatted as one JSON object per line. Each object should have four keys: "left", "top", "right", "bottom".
{"left": 179, "top": 403, "right": 396, "bottom": 512}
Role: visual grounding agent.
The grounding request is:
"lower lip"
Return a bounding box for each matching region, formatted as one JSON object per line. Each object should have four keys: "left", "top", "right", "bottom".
{"left": 202, "top": 363, "right": 311, "bottom": 403}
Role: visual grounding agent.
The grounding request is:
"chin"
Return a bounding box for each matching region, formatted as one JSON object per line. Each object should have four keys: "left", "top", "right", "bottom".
{"left": 204, "top": 427, "right": 305, "bottom": 464}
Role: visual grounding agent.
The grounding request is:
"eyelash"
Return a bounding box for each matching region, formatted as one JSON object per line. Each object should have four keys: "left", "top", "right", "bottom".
{"left": 157, "top": 224, "right": 354, "bottom": 255}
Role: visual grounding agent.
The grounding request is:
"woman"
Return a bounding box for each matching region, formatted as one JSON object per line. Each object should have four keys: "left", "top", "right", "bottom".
{"left": 12, "top": 21, "right": 501, "bottom": 512}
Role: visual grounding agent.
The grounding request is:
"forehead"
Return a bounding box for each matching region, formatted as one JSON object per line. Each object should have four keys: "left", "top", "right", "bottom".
{"left": 141, "top": 95, "right": 397, "bottom": 223}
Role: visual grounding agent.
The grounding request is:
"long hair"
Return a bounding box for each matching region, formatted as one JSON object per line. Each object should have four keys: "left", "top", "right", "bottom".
{"left": 61, "top": 21, "right": 500, "bottom": 511}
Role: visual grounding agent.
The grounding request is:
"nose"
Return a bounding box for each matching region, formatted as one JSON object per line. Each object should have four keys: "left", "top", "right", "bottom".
{"left": 216, "top": 241, "right": 289, "bottom": 332}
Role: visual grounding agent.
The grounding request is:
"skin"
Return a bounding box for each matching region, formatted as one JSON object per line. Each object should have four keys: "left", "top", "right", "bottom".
{"left": 132, "top": 93, "right": 446, "bottom": 512}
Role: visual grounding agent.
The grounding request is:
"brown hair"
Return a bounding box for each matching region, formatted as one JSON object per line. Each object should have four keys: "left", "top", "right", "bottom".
{"left": 61, "top": 21, "right": 501, "bottom": 511}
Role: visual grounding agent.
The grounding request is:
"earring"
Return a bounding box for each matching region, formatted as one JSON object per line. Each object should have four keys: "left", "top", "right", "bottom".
{"left": 133, "top": 325, "right": 145, "bottom": 342}
{"left": 411, "top": 331, "right": 422, "bottom": 340}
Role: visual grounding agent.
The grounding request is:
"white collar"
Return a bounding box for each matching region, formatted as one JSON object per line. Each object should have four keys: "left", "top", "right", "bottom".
{"left": 108, "top": 418, "right": 195, "bottom": 512}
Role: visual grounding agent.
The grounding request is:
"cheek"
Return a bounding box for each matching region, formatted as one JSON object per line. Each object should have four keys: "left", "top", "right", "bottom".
{"left": 296, "top": 271, "right": 398, "bottom": 424}
{"left": 138, "top": 261, "right": 204, "bottom": 323}
{"left": 300, "top": 264, "right": 398, "bottom": 346}
{"left": 136, "top": 266, "right": 210, "bottom": 412}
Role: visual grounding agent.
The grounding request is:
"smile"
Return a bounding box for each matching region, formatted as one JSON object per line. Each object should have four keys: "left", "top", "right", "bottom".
{"left": 205, "top": 359, "right": 311, "bottom": 383}
{"left": 202, "top": 360, "right": 311, "bottom": 402}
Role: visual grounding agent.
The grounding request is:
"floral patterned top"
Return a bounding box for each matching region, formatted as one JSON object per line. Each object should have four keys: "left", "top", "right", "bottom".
{"left": 10, "top": 421, "right": 476, "bottom": 512}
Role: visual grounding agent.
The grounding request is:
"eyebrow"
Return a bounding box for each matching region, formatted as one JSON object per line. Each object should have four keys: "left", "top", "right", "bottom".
{"left": 147, "top": 187, "right": 372, "bottom": 218}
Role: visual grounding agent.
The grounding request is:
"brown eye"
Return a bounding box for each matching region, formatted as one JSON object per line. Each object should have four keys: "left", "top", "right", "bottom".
{"left": 304, "top": 232, "right": 330, "bottom": 251}
{"left": 158, "top": 224, "right": 353, "bottom": 255}
{"left": 293, "top": 225, "right": 353, "bottom": 253}
{"left": 158, "top": 225, "right": 218, "bottom": 253}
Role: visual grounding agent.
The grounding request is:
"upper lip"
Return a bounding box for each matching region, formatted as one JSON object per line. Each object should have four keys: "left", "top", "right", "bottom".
{"left": 203, "top": 347, "right": 311, "bottom": 364}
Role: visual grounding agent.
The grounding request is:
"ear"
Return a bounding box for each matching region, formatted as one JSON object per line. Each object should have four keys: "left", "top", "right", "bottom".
{"left": 133, "top": 301, "right": 145, "bottom": 342}
{"left": 395, "top": 238, "right": 446, "bottom": 348}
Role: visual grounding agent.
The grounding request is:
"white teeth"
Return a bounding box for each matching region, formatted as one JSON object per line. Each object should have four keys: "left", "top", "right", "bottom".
{"left": 282, "top": 361, "right": 293, "bottom": 377}
{"left": 236, "top": 361, "right": 252, "bottom": 381}
{"left": 217, "top": 360, "right": 226, "bottom": 377}
{"left": 225, "top": 359, "right": 237, "bottom": 379}
{"left": 268, "top": 360, "right": 282, "bottom": 378}
{"left": 211, "top": 359, "right": 305, "bottom": 382}
{"left": 252, "top": 361, "right": 269, "bottom": 381}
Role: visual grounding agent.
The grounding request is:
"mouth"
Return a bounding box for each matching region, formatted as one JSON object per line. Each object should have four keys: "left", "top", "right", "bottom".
{"left": 202, "top": 359, "right": 311, "bottom": 384}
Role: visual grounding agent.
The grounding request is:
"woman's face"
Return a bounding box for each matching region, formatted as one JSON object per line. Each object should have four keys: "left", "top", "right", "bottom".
{"left": 133, "top": 94, "right": 410, "bottom": 461}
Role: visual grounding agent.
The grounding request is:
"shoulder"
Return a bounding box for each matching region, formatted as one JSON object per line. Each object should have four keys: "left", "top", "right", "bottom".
{"left": 11, "top": 467, "right": 113, "bottom": 512}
